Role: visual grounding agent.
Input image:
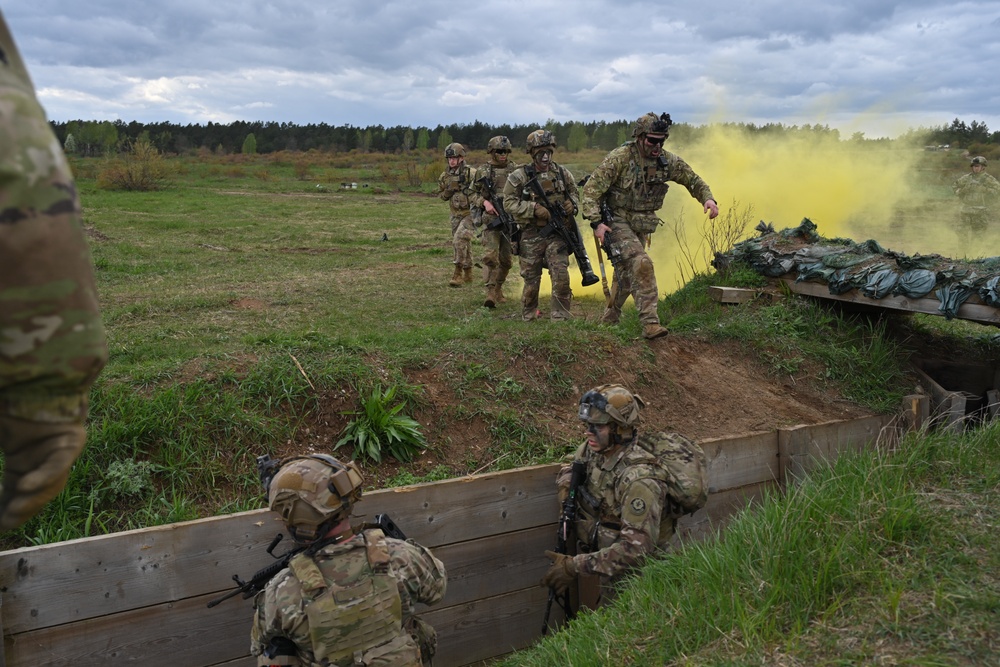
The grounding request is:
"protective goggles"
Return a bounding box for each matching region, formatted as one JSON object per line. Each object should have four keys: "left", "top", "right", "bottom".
{"left": 578, "top": 390, "right": 611, "bottom": 424}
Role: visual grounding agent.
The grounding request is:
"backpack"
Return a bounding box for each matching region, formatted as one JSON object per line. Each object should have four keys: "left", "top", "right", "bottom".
{"left": 635, "top": 432, "right": 709, "bottom": 515}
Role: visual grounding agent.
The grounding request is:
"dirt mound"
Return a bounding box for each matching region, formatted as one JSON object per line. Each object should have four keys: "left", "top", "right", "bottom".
{"left": 284, "top": 335, "right": 874, "bottom": 488}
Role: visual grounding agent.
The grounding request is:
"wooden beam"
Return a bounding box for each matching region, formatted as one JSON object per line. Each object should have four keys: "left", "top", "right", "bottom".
{"left": 777, "top": 277, "right": 1000, "bottom": 327}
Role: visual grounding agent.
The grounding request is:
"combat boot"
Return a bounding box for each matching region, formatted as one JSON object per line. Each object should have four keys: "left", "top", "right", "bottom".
{"left": 448, "top": 265, "right": 463, "bottom": 287}
{"left": 642, "top": 323, "right": 670, "bottom": 339}
{"left": 599, "top": 307, "right": 620, "bottom": 324}
{"left": 484, "top": 284, "right": 501, "bottom": 309}
{"left": 463, "top": 267, "right": 474, "bottom": 283}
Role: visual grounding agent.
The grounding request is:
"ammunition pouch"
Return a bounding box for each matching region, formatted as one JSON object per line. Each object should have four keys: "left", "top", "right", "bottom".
{"left": 405, "top": 614, "right": 438, "bottom": 661}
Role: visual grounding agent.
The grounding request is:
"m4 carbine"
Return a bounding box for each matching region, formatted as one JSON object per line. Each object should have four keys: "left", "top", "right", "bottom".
{"left": 527, "top": 178, "right": 600, "bottom": 287}
{"left": 477, "top": 174, "right": 521, "bottom": 251}
{"left": 542, "top": 460, "right": 586, "bottom": 634}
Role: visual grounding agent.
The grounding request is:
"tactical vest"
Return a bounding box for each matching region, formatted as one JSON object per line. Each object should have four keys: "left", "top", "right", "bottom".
{"left": 605, "top": 143, "right": 671, "bottom": 233}
{"left": 447, "top": 164, "right": 475, "bottom": 213}
{"left": 287, "top": 529, "right": 421, "bottom": 667}
{"left": 518, "top": 164, "right": 574, "bottom": 213}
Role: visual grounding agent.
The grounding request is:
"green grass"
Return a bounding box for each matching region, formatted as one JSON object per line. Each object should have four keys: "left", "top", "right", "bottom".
{"left": 502, "top": 423, "right": 999, "bottom": 666}
{"left": 0, "top": 149, "right": 980, "bottom": 550}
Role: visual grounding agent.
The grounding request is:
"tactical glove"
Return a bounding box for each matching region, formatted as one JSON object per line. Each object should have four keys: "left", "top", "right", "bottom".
{"left": 533, "top": 204, "right": 551, "bottom": 225}
{"left": 0, "top": 414, "right": 86, "bottom": 530}
{"left": 541, "top": 550, "right": 579, "bottom": 594}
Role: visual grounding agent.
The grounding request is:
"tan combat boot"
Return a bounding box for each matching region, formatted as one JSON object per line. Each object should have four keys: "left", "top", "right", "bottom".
{"left": 448, "top": 265, "right": 463, "bottom": 287}
{"left": 484, "top": 284, "right": 500, "bottom": 309}
{"left": 642, "top": 323, "right": 670, "bottom": 339}
{"left": 463, "top": 267, "right": 474, "bottom": 283}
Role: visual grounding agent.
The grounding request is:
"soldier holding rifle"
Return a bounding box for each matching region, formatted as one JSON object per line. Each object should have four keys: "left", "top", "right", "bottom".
{"left": 582, "top": 112, "right": 719, "bottom": 339}
{"left": 503, "top": 129, "right": 591, "bottom": 321}
{"left": 470, "top": 136, "right": 520, "bottom": 309}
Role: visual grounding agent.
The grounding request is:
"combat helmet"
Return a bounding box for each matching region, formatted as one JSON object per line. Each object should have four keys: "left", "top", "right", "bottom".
{"left": 971, "top": 156, "right": 988, "bottom": 167}
{"left": 266, "top": 454, "right": 364, "bottom": 542}
{"left": 487, "top": 136, "right": 513, "bottom": 153}
{"left": 632, "top": 112, "right": 673, "bottom": 138}
{"left": 444, "top": 142, "right": 467, "bottom": 158}
{"left": 578, "top": 384, "right": 645, "bottom": 443}
{"left": 525, "top": 129, "right": 556, "bottom": 153}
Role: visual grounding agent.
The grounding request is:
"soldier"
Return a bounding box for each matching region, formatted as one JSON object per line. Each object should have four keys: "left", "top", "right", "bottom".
{"left": 582, "top": 112, "right": 719, "bottom": 339}
{"left": 953, "top": 156, "right": 1000, "bottom": 242}
{"left": 542, "top": 385, "right": 707, "bottom": 607}
{"left": 470, "top": 136, "right": 519, "bottom": 309}
{"left": 502, "top": 130, "right": 581, "bottom": 321}
{"left": 251, "top": 455, "right": 447, "bottom": 667}
{"left": 0, "top": 12, "right": 108, "bottom": 531}
{"left": 437, "top": 142, "right": 477, "bottom": 287}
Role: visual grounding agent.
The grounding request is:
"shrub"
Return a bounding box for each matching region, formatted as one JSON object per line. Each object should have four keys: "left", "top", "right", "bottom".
{"left": 335, "top": 385, "right": 427, "bottom": 463}
{"left": 96, "top": 137, "right": 168, "bottom": 191}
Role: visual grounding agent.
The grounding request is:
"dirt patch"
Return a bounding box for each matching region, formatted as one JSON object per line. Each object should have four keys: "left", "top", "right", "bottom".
{"left": 272, "top": 334, "right": 874, "bottom": 489}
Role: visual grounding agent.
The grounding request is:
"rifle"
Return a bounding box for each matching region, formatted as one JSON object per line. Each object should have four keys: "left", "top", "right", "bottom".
{"left": 542, "top": 460, "right": 586, "bottom": 635}
{"left": 478, "top": 174, "right": 521, "bottom": 252}
{"left": 207, "top": 511, "right": 406, "bottom": 608}
{"left": 526, "top": 177, "right": 600, "bottom": 287}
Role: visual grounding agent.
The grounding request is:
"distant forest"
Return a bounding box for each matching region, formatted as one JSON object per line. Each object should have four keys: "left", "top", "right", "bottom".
{"left": 48, "top": 116, "right": 1000, "bottom": 158}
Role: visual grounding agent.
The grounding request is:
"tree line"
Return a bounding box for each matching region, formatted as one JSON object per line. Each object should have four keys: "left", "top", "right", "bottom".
{"left": 49, "top": 117, "right": 1000, "bottom": 158}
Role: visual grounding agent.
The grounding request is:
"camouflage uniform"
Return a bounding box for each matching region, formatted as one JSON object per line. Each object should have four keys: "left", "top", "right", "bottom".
{"left": 0, "top": 14, "right": 108, "bottom": 530}
{"left": 556, "top": 432, "right": 695, "bottom": 583}
{"left": 953, "top": 170, "right": 1000, "bottom": 233}
{"left": 251, "top": 528, "right": 447, "bottom": 667}
{"left": 582, "top": 142, "right": 715, "bottom": 327}
{"left": 437, "top": 163, "right": 476, "bottom": 276}
{"left": 470, "top": 156, "right": 519, "bottom": 306}
{"left": 502, "top": 163, "right": 580, "bottom": 321}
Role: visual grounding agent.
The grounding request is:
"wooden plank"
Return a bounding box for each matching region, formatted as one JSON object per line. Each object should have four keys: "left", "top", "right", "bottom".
{"left": 421, "top": 587, "right": 552, "bottom": 667}
{"left": 708, "top": 286, "right": 759, "bottom": 304}
{"left": 779, "top": 416, "right": 894, "bottom": 482}
{"left": 778, "top": 277, "right": 1000, "bottom": 327}
{"left": 427, "top": 525, "right": 556, "bottom": 609}
{"left": 900, "top": 394, "right": 930, "bottom": 433}
{"left": 0, "top": 464, "right": 561, "bottom": 635}
{"left": 699, "top": 431, "right": 779, "bottom": 492}
{"left": 676, "top": 481, "right": 777, "bottom": 543}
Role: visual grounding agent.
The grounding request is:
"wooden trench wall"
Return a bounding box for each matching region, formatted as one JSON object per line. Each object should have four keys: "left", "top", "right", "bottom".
{"left": 0, "top": 411, "right": 914, "bottom": 667}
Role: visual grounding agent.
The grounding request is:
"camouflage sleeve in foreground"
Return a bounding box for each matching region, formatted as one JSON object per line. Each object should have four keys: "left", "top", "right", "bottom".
{"left": 663, "top": 152, "right": 715, "bottom": 205}
{"left": 575, "top": 477, "right": 668, "bottom": 579}
{"left": 468, "top": 164, "right": 489, "bottom": 210}
{"left": 0, "top": 12, "right": 108, "bottom": 530}
{"left": 502, "top": 167, "right": 536, "bottom": 223}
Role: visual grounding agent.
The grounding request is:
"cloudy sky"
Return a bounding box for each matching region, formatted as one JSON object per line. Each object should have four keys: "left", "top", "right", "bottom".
{"left": 4, "top": 1, "right": 999, "bottom": 137}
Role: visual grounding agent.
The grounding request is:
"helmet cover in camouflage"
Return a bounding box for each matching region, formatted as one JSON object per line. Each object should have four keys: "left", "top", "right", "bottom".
{"left": 444, "top": 142, "right": 467, "bottom": 158}
{"left": 632, "top": 112, "right": 673, "bottom": 138}
{"left": 525, "top": 129, "right": 556, "bottom": 153}
{"left": 578, "top": 384, "right": 646, "bottom": 427}
{"left": 487, "top": 136, "right": 513, "bottom": 153}
{"left": 971, "top": 156, "right": 988, "bottom": 167}
{"left": 268, "top": 455, "right": 364, "bottom": 541}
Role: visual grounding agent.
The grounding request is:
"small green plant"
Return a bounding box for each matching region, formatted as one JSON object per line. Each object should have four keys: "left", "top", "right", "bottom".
{"left": 335, "top": 385, "right": 427, "bottom": 463}
{"left": 103, "top": 458, "right": 155, "bottom": 498}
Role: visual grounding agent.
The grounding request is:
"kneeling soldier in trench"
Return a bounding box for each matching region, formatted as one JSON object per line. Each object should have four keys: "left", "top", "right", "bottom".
{"left": 542, "top": 385, "right": 707, "bottom": 608}
{"left": 251, "top": 455, "right": 447, "bottom": 666}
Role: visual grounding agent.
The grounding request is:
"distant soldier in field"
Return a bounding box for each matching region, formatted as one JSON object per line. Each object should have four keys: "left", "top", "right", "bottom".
{"left": 437, "top": 142, "right": 477, "bottom": 287}
{"left": 470, "top": 136, "right": 519, "bottom": 308}
{"left": 502, "top": 130, "right": 581, "bottom": 321}
{"left": 0, "top": 12, "right": 108, "bottom": 530}
{"left": 582, "top": 112, "right": 718, "bottom": 339}
{"left": 251, "top": 455, "right": 447, "bottom": 667}
{"left": 542, "top": 385, "right": 707, "bottom": 608}
{"left": 953, "top": 156, "right": 1000, "bottom": 242}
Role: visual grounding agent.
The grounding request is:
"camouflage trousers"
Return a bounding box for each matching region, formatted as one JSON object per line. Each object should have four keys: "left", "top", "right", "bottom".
{"left": 450, "top": 212, "right": 475, "bottom": 269}
{"left": 603, "top": 221, "right": 660, "bottom": 326}
{"left": 518, "top": 230, "right": 571, "bottom": 321}
{"left": 481, "top": 226, "right": 515, "bottom": 288}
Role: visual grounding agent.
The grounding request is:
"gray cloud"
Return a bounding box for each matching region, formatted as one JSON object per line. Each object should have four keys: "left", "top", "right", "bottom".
{"left": 4, "top": 0, "right": 999, "bottom": 136}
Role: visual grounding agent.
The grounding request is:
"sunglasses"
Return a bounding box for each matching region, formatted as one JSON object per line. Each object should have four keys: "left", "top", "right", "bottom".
{"left": 644, "top": 136, "right": 666, "bottom": 146}
{"left": 493, "top": 150, "right": 511, "bottom": 155}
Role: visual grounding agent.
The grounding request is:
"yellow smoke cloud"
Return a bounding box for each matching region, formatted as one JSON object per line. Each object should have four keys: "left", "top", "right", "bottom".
{"left": 537, "top": 124, "right": 988, "bottom": 307}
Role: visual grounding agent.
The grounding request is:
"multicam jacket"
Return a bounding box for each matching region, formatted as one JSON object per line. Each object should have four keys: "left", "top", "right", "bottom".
{"left": 557, "top": 432, "right": 701, "bottom": 579}
{"left": 470, "top": 159, "right": 519, "bottom": 223}
{"left": 581, "top": 141, "right": 714, "bottom": 234}
{"left": 251, "top": 529, "right": 447, "bottom": 667}
{"left": 954, "top": 171, "right": 1000, "bottom": 213}
{"left": 0, "top": 15, "right": 108, "bottom": 421}
{"left": 502, "top": 162, "right": 579, "bottom": 227}
{"left": 437, "top": 163, "right": 476, "bottom": 215}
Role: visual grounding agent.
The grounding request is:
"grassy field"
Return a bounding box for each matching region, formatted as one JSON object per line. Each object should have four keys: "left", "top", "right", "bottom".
{"left": 1, "top": 144, "right": 994, "bottom": 555}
